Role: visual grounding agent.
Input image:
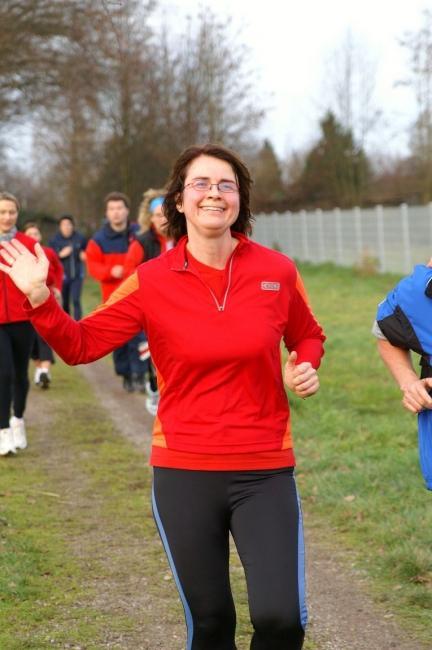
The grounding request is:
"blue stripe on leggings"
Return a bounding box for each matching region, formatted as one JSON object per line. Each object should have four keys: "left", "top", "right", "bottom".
{"left": 294, "top": 478, "right": 308, "bottom": 629}
{"left": 151, "top": 484, "right": 194, "bottom": 649}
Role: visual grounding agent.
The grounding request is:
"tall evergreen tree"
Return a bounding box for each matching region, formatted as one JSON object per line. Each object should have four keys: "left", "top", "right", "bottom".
{"left": 299, "top": 111, "right": 370, "bottom": 208}
{"left": 252, "top": 139, "right": 286, "bottom": 212}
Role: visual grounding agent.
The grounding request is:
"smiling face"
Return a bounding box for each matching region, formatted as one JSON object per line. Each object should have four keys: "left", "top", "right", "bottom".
{"left": 176, "top": 155, "right": 240, "bottom": 239}
{"left": 0, "top": 200, "right": 18, "bottom": 234}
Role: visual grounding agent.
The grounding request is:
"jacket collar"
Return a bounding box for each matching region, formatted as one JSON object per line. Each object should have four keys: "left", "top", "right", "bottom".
{"left": 169, "top": 232, "right": 250, "bottom": 271}
{"left": 53, "top": 231, "right": 75, "bottom": 243}
{"left": 103, "top": 222, "right": 132, "bottom": 239}
{"left": 0, "top": 227, "right": 17, "bottom": 242}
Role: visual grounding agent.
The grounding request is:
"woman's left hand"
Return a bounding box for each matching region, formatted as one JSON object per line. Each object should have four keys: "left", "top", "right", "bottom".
{"left": 283, "top": 351, "right": 320, "bottom": 398}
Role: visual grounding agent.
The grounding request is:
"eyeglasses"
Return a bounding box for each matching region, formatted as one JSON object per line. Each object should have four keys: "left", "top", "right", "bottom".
{"left": 183, "top": 180, "right": 239, "bottom": 193}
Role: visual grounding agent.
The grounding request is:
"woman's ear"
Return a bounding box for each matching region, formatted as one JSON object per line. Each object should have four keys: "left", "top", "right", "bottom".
{"left": 175, "top": 193, "right": 184, "bottom": 213}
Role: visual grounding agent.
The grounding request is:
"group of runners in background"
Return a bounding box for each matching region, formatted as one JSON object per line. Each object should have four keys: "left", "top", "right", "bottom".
{"left": 0, "top": 185, "right": 168, "bottom": 457}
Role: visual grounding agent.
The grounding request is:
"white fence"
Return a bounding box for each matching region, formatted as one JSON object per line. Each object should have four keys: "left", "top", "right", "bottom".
{"left": 253, "top": 204, "right": 432, "bottom": 274}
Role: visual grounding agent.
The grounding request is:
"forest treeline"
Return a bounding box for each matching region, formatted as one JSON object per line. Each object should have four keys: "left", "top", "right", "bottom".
{"left": 1, "top": 0, "right": 432, "bottom": 228}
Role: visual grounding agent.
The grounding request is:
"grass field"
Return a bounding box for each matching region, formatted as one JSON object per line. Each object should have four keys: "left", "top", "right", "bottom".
{"left": 0, "top": 263, "right": 431, "bottom": 647}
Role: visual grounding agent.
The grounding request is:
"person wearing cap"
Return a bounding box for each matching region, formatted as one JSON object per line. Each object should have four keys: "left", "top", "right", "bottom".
{"left": 124, "top": 189, "right": 175, "bottom": 413}
{"left": 0, "top": 144, "right": 325, "bottom": 649}
{"left": 373, "top": 261, "right": 432, "bottom": 490}
{"left": 48, "top": 214, "right": 87, "bottom": 320}
{"left": 124, "top": 190, "right": 174, "bottom": 277}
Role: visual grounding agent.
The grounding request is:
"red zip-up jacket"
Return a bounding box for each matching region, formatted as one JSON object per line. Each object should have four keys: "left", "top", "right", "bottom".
{"left": 44, "top": 247, "right": 63, "bottom": 291}
{"left": 123, "top": 229, "right": 174, "bottom": 278}
{"left": 26, "top": 234, "right": 325, "bottom": 467}
{"left": 85, "top": 222, "right": 138, "bottom": 301}
{"left": 0, "top": 232, "right": 58, "bottom": 324}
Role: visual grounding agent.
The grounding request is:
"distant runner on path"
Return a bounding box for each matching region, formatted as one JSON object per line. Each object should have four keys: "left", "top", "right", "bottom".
{"left": 0, "top": 192, "right": 57, "bottom": 455}
{"left": 48, "top": 214, "right": 87, "bottom": 321}
{"left": 85, "top": 192, "right": 147, "bottom": 393}
{"left": 23, "top": 221, "right": 63, "bottom": 390}
{"left": 124, "top": 187, "right": 175, "bottom": 415}
{"left": 0, "top": 144, "right": 325, "bottom": 650}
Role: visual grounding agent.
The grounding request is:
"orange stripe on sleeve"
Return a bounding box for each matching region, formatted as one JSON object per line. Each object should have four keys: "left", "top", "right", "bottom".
{"left": 151, "top": 364, "right": 168, "bottom": 448}
{"left": 295, "top": 270, "right": 311, "bottom": 308}
{"left": 281, "top": 420, "right": 293, "bottom": 449}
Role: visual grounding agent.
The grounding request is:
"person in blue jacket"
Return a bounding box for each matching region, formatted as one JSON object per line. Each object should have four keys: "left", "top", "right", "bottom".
{"left": 373, "top": 260, "right": 432, "bottom": 490}
{"left": 48, "top": 214, "right": 87, "bottom": 320}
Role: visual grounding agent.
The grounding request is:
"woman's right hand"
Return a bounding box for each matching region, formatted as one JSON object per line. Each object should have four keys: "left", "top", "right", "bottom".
{"left": 400, "top": 377, "right": 432, "bottom": 413}
{"left": 0, "top": 239, "right": 50, "bottom": 307}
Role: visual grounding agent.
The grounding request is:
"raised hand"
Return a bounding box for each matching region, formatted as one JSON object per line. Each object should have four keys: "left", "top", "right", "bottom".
{"left": 111, "top": 264, "right": 124, "bottom": 279}
{"left": 0, "top": 239, "right": 50, "bottom": 306}
{"left": 283, "top": 350, "right": 320, "bottom": 398}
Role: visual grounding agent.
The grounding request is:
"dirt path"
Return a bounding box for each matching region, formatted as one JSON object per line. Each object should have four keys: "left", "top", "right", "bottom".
{"left": 27, "top": 358, "right": 429, "bottom": 649}
{"left": 78, "top": 359, "right": 431, "bottom": 650}
{"left": 26, "top": 365, "right": 184, "bottom": 649}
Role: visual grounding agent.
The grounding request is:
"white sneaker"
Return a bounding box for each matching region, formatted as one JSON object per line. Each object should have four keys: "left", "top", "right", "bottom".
{"left": 138, "top": 341, "right": 151, "bottom": 361}
{"left": 34, "top": 368, "right": 42, "bottom": 385}
{"left": 145, "top": 382, "right": 159, "bottom": 417}
{"left": 10, "top": 416, "right": 27, "bottom": 450}
{"left": 0, "top": 428, "right": 16, "bottom": 456}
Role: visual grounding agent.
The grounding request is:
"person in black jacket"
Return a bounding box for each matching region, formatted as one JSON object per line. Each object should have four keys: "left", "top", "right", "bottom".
{"left": 123, "top": 188, "right": 174, "bottom": 413}
{"left": 48, "top": 215, "right": 87, "bottom": 320}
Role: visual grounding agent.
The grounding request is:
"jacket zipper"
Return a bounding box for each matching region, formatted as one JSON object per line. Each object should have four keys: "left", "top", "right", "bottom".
{"left": 177, "top": 249, "right": 237, "bottom": 312}
{"left": 70, "top": 237, "right": 76, "bottom": 279}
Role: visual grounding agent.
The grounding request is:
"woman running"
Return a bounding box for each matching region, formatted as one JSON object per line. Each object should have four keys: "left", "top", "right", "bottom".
{"left": 124, "top": 188, "right": 174, "bottom": 415}
{"left": 0, "top": 144, "right": 325, "bottom": 649}
{"left": 22, "top": 222, "right": 63, "bottom": 389}
{"left": 0, "top": 194, "right": 50, "bottom": 454}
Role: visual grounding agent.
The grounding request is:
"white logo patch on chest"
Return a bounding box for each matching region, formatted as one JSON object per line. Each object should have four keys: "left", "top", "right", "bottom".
{"left": 261, "top": 281, "right": 280, "bottom": 291}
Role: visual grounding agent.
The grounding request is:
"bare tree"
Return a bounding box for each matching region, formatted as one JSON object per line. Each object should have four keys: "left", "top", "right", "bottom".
{"left": 163, "top": 9, "right": 265, "bottom": 152}
{"left": 1, "top": 2, "right": 267, "bottom": 220}
{"left": 321, "top": 30, "right": 382, "bottom": 151}
{"left": 399, "top": 10, "right": 432, "bottom": 201}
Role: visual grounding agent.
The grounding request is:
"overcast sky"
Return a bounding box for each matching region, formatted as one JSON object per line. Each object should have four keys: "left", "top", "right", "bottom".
{"left": 161, "top": 0, "right": 431, "bottom": 159}
{"left": 7, "top": 1, "right": 431, "bottom": 168}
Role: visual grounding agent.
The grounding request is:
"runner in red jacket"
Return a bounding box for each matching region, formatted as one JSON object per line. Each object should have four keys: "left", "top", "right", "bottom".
{"left": 0, "top": 193, "right": 56, "bottom": 455}
{"left": 85, "top": 192, "right": 146, "bottom": 392}
{"left": 0, "top": 145, "right": 325, "bottom": 650}
{"left": 123, "top": 187, "right": 175, "bottom": 415}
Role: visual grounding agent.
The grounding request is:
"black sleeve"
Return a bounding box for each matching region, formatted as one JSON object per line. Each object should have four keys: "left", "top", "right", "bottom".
{"left": 378, "top": 305, "right": 425, "bottom": 355}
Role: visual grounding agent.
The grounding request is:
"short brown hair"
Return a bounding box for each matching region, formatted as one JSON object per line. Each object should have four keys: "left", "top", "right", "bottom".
{"left": 0, "top": 191, "right": 20, "bottom": 211}
{"left": 164, "top": 143, "right": 253, "bottom": 241}
{"left": 104, "top": 191, "right": 130, "bottom": 210}
{"left": 22, "top": 221, "right": 38, "bottom": 232}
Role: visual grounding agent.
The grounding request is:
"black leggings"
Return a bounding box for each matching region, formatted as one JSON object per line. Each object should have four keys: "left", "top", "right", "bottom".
{"left": 0, "top": 321, "right": 35, "bottom": 428}
{"left": 31, "top": 331, "right": 55, "bottom": 363}
{"left": 152, "top": 467, "right": 306, "bottom": 650}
